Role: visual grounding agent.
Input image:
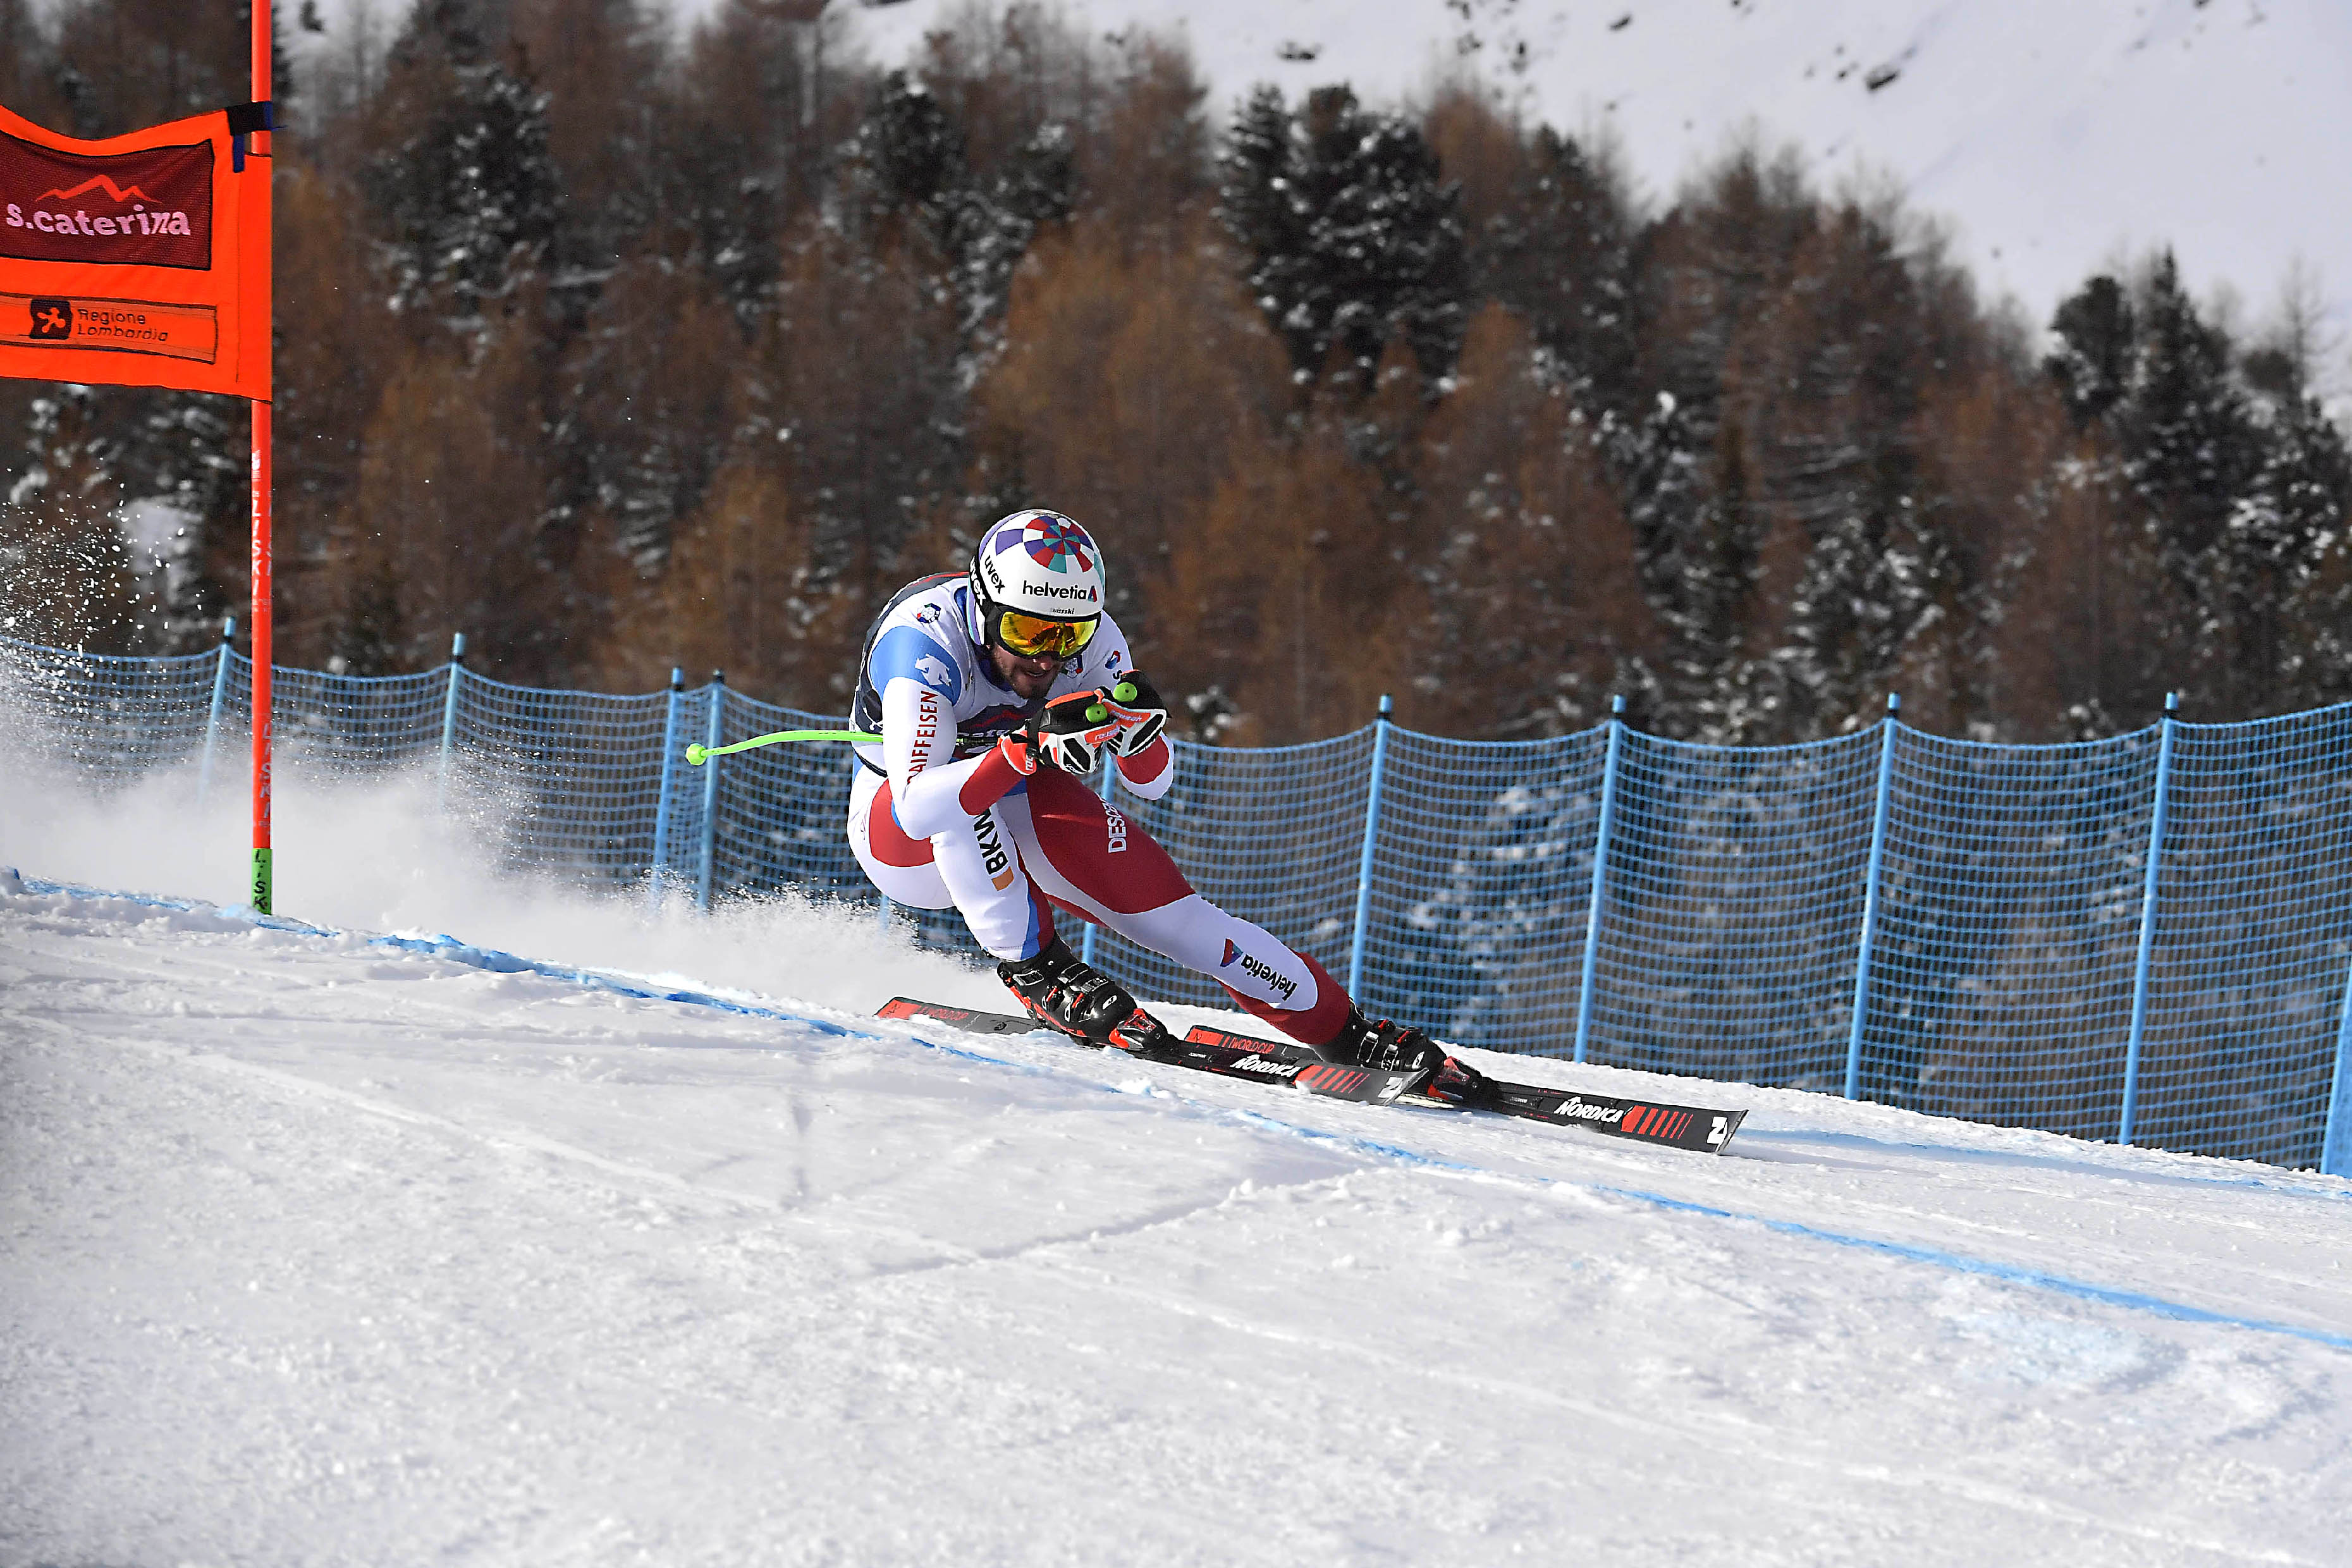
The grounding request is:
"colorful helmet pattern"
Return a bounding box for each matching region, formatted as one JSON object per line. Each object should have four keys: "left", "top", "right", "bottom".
{"left": 969, "top": 509, "right": 1106, "bottom": 647}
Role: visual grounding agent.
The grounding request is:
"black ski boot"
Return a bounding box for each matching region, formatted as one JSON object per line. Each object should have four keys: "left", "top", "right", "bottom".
{"left": 997, "top": 937, "right": 1168, "bottom": 1053}
{"left": 1325, "top": 1008, "right": 1493, "bottom": 1108}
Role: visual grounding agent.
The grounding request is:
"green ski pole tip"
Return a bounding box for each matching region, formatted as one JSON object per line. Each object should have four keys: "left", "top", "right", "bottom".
{"left": 685, "top": 728, "right": 881, "bottom": 764}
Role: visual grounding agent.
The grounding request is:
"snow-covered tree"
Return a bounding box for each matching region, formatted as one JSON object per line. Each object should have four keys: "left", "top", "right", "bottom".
{"left": 1217, "top": 84, "right": 1467, "bottom": 390}
{"left": 366, "top": 14, "right": 563, "bottom": 322}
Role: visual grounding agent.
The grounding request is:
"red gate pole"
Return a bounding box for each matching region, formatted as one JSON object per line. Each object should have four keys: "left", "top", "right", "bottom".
{"left": 248, "top": 0, "right": 274, "bottom": 913}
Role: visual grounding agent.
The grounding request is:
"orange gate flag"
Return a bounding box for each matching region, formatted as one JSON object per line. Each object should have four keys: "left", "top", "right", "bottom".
{"left": 0, "top": 100, "right": 270, "bottom": 401}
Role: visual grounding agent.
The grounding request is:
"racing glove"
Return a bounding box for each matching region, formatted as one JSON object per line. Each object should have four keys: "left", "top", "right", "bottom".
{"left": 1099, "top": 671, "right": 1168, "bottom": 757}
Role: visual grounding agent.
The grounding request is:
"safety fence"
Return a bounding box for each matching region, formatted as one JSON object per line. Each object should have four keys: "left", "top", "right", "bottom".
{"left": 6, "top": 630, "right": 2350, "bottom": 1177}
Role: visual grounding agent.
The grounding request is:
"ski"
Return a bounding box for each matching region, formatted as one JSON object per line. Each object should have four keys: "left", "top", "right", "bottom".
{"left": 1184, "top": 1023, "right": 1748, "bottom": 1155}
{"left": 876, "top": 998, "right": 1424, "bottom": 1107}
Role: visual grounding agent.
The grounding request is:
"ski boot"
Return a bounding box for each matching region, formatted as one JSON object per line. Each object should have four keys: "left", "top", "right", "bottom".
{"left": 997, "top": 937, "right": 1170, "bottom": 1054}
{"left": 1326, "top": 1008, "right": 1493, "bottom": 1108}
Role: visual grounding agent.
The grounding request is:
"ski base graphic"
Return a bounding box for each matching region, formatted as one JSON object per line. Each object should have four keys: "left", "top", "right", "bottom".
{"left": 1184, "top": 1024, "right": 1748, "bottom": 1154}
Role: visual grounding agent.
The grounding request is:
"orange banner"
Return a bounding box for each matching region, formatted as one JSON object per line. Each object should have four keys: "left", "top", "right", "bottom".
{"left": 0, "top": 102, "right": 269, "bottom": 400}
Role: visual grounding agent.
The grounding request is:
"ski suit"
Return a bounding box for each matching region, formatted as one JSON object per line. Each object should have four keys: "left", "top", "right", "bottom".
{"left": 843, "top": 574, "right": 1352, "bottom": 1044}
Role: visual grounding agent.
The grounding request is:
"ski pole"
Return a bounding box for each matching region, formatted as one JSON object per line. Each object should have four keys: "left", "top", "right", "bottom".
{"left": 686, "top": 682, "right": 1137, "bottom": 764}
{"left": 685, "top": 729, "right": 881, "bottom": 766}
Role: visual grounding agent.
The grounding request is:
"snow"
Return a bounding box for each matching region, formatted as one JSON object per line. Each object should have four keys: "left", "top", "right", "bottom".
{"left": 848, "top": 0, "right": 2352, "bottom": 361}
{"left": 5, "top": 771, "right": 2351, "bottom": 1564}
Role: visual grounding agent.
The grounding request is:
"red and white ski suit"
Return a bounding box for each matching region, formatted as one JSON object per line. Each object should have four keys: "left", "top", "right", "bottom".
{"left": 843, "top": 576, "right": 1352, "bottom": 1045}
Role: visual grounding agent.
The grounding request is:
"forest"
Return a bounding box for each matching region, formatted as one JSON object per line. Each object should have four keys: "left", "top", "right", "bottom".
{"left": 3, "top": 0, "right": 2348, "bottom": 746}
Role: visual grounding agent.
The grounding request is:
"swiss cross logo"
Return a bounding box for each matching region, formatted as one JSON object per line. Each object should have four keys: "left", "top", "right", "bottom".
{"left": 28, "top": 297, "right": 69, "bottom": 338}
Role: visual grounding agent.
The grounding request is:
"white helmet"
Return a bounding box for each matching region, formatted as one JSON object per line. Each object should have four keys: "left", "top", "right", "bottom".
{"left": 969, "top": 509, "right": 1106, "bottom": 658}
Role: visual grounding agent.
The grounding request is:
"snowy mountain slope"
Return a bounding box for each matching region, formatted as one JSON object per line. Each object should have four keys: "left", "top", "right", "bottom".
{"left": 5, "top": 870, "right": 2349, "bottom": 1566}
{"left": 850, "top": 0, "right": 2352, "bottom": 348}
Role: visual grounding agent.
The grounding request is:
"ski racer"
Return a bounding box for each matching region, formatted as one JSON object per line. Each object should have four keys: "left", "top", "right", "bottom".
{"left": 845, "top": 508, "right": 1491, "bottom": 1105}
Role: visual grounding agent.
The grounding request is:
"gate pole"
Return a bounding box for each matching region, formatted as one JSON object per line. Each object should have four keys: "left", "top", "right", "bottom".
{"left": 695, "top": 671, "right": 726, "bottom": 912}
{"left": 435, "top": 632, "right": 466, "bottom": 812}
{"left": 2324, "top": 952, "right": 2352, "bottom": 1178}
{"left": 196, "top": 617, "right": 236, "bottom": 807}
{"left": 1346, "top": 695, "right": 1393, "bottom": 998}
{"left": 2119, "top": 692, "right": 2179, "bottom": 1146}
{"left": 646, "top": 667, "right": 684, "bottom": 912}
{"left": 1572, "top": 696, "right": 1626, "bottom": 1064}
{"left": 1843, "top": 694, "right": 1902, "bottom": 1100}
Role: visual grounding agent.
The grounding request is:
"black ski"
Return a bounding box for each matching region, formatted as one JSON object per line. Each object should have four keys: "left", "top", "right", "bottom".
{"left": 1184, "top": 1023, "right": 1748, "bottom": 1155}
{"left": 876, "top": 998, "right": 1424, "bottom": 1107}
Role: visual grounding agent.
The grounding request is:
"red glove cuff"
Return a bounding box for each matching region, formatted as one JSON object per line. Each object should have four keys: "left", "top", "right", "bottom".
{"left": 1115, "top": 735, "right": 1172, "bottom": 785}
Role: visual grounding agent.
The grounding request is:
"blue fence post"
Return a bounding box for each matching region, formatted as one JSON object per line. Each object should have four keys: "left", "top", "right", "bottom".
{"left": 1844, "top": 694, "right": 1902, "bottom": 1100}
{"left": 1081, "top": 752, "right": 1118, "bottom": 966}
{"left": 435, "top": 632, "right": 467, "bottom": 813}
{"left": 195, "top": 616, "right": 236, "bottom": 807}
{"left": 646, "top": 667, "right": 685, "bottom": 912}
{"left": 695, "top": 670, "right": 726, "bottom": 913}
{"left": 1572, "top": 695, "right": 1626, "bottom": 1065}
{"left": 1346, "top": 695, "right": 1393, "bottom": 998}
{"left": 2120, "top": 692, "right": 2181, "bottom": 1146}
{"left": 2324, "top": 952, "right": 2352, "bottom": 1178}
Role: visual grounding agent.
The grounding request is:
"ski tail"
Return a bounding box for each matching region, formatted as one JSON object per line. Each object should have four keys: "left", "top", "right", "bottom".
{"left": 876, "top": 997, "right": 1036, "bottom": 1036}
{"left": 1486, "top": 1081, "right": 1747, "bottom": 1153}
{"left": 879, "top": 999, "right": 1420, "bottom": 1105}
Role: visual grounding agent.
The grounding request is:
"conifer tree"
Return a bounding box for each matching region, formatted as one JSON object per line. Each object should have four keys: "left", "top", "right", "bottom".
{"left": 2117, "top": 252, "right": 2260, "bottom": 577}
{"left": 1473, "top": 125, "right": 1638, "bottom": 412}
{"left": 366, "top": 11, "right": 563, "bottom": 321}
{"left": 2045, "top": 274, "right": 2134, "bottom": 428}
{"left": 2236, "top": 386, "right": 2352, "bottom": 708}
{"left": 1411, "top": 306, "right": 1662, "bottom": 737}
{"left": 1216, "top": 83, "right": 1467, "bottom": 390}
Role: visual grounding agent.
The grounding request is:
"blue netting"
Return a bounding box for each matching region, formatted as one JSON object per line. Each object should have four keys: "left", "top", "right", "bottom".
{"left": 6, "top": 633, "right": 2349, "bottom": 1172}
{"left": 1586, "top": 730, "right": 1882, "bottom": 1089}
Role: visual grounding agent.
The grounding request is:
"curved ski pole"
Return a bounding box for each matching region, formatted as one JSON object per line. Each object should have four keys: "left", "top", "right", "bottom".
{"left": 685, "top": 728, "right": 881, "bottom": 766}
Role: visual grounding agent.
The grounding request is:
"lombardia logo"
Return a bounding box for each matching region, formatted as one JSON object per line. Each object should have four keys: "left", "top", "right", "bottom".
{"left": 3, "top": 291, "right": 219, "bottom": 362}
{"left": 0, "top": 132, "right": 212, "bottom": 271}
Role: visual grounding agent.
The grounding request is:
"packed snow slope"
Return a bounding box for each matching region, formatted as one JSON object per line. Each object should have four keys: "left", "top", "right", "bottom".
{"left": 853, "top": 0, "right": 2352, "bottom": 348}
{"left": 5, "top": 793, "right": 2352, "bottom": 1564}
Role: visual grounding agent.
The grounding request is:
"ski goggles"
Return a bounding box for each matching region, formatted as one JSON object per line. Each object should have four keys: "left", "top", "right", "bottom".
{"left": 993, "top": 608, "right": 1099, "bottom": 659}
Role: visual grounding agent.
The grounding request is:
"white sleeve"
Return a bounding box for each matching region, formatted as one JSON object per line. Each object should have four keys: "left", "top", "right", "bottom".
{"left": 878, "top": 676, "right": 1007, "bottom": 840}
{"left": 866, "top": 623, "right": 1008, "bottom": 838}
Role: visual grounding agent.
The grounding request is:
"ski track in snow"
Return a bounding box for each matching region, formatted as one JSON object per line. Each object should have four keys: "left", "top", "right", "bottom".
{"left": 4, "top": 870, "right": 2349, "bottom": 1565}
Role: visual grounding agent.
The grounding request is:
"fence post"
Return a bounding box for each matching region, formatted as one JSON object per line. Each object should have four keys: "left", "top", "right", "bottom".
{"left": 1347, "top": 695, "right": 1393, "bottom": 998}
{"left": 436, "top": 632, "right": 467, "bottom": 813}
{"left": 1573, "top": 695, "right": 1626, "bottom": 1065}
{"left": 1844, "top": 694, "right": 1902, "bottom": 1100}
{"left": 2120, "top": 692, "right": 2180, "bottom": 1146}
{"left": 195, "top": 616, "right": 236, "bottom": 807}
{"left": 1081, "top": 752, "right": 1118, "bottom": 966}
{"left": 2324, "top": 952, "right": 2352, "bottom": 1178}
{"left": 646, "top": 666, "right": 685, "bottom": 913}
{"left": 695, "top": 670, "right": 726, "bottom": 913}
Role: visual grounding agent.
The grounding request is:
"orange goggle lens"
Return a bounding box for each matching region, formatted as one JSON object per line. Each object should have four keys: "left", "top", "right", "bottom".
{"left": 996, "top": 609, "right": 1098, "bottom": 659}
